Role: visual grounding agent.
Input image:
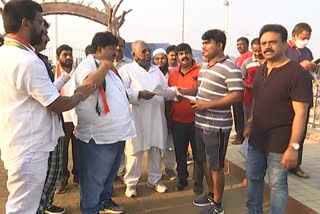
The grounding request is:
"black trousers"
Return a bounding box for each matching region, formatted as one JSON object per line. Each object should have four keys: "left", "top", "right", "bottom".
{"left": 297, "top": 108, "right": 311, "bottom": 166}
{"left": 232, "top": 102, "right": 244, "bottom": 139}
{"left": 171, "top": 121, "right": 204, "bottom": 184}
{"left": 58, "top": 122, "right": 78, "bottom": 185}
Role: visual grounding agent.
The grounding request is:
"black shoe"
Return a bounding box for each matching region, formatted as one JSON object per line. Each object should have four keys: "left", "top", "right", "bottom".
{"left": 193, "top": 182, "right": 203, "bottom": 195}
{"left": 45, "top": 205, "right": 65, "bottom": 214}
{"left": 174, "top": 179, "right": 188, "bottom": 191}
{"left": 100, "top": 200, "right": 125, "bottom": 214}
{"left": 199, "top": 203, "right": 224, "bottom": 214}
{"left": 193, "top": 193, "right": 214, "bottom": 207}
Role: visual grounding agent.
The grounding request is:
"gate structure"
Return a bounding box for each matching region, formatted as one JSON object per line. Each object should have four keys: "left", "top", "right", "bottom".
{"left": 0, "top": 0, "right": 132, "bottom": 36}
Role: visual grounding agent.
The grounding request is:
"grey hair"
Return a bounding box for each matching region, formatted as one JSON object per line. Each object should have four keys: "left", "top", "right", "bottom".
{"left": 131, "top": 40, "right": 147, "bottom": 54}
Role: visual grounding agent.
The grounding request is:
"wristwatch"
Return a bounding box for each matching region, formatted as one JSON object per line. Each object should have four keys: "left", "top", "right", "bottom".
{"left": 291, "top": 143, "right": 300, "bottom": 150}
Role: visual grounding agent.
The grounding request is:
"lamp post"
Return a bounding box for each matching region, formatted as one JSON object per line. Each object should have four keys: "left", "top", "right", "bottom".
{"left": 224, "top": 0, "right": 229, "bottom": 37}
{"left": 182, "top": 0, "right": 185, "bottom": 43}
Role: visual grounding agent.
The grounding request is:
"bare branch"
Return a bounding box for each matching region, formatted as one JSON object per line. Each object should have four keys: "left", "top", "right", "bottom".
{"left": 113, "top": 0, "right": 123, "bottom": 16}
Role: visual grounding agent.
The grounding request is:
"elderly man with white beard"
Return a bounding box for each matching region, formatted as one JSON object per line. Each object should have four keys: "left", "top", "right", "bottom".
{"left": 119, "top": 40, "right": 175, "bottom": 197}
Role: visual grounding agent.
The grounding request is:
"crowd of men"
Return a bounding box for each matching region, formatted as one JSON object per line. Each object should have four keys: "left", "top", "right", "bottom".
{"left": 0, "top": 0, "right": 317, "bottom": 214}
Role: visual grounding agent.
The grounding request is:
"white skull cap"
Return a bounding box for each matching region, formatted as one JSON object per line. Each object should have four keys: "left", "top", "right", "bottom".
{"left": 152, "top": 48, "right": 167, "bottom": 57}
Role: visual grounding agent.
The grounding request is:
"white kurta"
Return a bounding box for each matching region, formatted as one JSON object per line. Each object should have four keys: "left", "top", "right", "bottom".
{"left": 119, "top": 62, "right": 171, "bottom": 155}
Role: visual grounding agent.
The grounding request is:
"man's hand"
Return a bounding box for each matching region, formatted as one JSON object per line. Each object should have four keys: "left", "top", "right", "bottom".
{"left": 190, "top": 100, "right": 210, "bottom": 110}
{"left": 138, "top": 90, "right": 155, "bottom": 100}
{"left": 243, "top": 125, "right": 251, "bottom": 139}
{"left": 178, "top": 88, "right": 189, "bottom": 95}
{"left": 100, "top": 60, "right": 116, "bottom": 71}
{"left": 73, "top": 126, "right": 77, "bottom": 135}
{"left": 300, "top": 60, "right": 317, "bottom": 71}
{"left": 74, "top": 84, "right": 96, "bottom": 101}
{"left": 281, "top": 147, "right": 298, "bottom": 170}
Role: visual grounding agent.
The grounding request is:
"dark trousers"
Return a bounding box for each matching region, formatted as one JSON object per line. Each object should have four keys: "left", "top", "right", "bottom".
{"left": 297, "top": 108, "right": 310, "bottom": 166}
{"left": 37, "top": 141, "right": 61, "bottom": 213}
{"left": 171, "top": 121, "right": 204, "bottom": 184}
{"left": 77, "top": 139, "right": 124, "bottom": 214}
{"left": 58, "top": 122, "right": 78, "bottom": 185}
{"left": 232, "top": 102, "right": 244, "bottom": 139}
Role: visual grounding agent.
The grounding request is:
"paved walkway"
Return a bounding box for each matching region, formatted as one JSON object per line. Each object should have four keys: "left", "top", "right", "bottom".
{"left": 227, "top": 127, "right": 320, "bottom": 213}
{"left": 0, "top": 128, "right": 319, "bottom": 213}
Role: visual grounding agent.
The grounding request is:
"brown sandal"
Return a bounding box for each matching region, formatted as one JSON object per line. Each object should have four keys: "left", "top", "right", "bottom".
{"left": 293, "top": 168, "right": 310, "bottom": 179}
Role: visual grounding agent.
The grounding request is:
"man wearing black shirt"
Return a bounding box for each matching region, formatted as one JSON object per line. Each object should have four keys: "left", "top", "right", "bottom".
{"left": 244, "top": 24, "right": 312, "bottom": 214}
{"left": 34, "top": 20, "right": 65, "bottom": 214}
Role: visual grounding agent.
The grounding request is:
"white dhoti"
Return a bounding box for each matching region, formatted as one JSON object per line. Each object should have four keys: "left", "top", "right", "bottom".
{"left": 4, "top": 152, "right": 49, "bottom": 214}
{"left": 124, "top": 147, "right": 162, "bottom": 186}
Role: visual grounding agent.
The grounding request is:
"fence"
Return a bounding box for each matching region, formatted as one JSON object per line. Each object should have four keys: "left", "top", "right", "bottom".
{"left": 309, "top": 69, "right": 320, "bottom": 128}
{"left": 41, "top": 46, "right": 86, "bottom": 68}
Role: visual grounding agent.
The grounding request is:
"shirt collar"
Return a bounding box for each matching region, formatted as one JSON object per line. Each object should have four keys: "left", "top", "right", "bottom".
{"left": 177, "top": 60, "right": 198, "bottom": 75}
{"left": 288, "top": 40, "right": 296, "bottom": 48}
{"left": 207, "top": 55, "right": 228, "bottom": 68}
{"left": 252, "top": 54, "right": 257, "bottom": 62}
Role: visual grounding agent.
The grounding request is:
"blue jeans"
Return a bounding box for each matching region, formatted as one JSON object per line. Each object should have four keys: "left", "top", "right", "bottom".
{"left": 246, "top": 144, "right": 288, "bottom": 214}
{"left": 77, "top": 139, "right": 124, "bottom": 214}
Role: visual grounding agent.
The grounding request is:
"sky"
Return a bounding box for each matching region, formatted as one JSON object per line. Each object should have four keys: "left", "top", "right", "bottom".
{"left": 0, "top": 0, "right": 319, "bottom": 60}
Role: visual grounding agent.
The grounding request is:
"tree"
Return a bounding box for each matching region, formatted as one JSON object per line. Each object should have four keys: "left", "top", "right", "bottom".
{"left": 101, "top": 0, "right": 132, "bottom": 36}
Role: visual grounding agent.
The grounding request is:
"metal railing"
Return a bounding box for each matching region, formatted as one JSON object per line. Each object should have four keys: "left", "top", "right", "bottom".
{"left": 308, "top": 65, "right": 320, "bottom": 128}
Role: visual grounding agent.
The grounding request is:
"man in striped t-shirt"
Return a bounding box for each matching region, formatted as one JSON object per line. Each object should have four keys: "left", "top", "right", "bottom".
{"left": 180, "top": 29, "right": 243, "bottom": 214}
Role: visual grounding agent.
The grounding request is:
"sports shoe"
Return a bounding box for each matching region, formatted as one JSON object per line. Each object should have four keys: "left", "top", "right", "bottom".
{"left": 174, "top": 179, "right": 188, "bottom": 191}
{"left": 199, "top": 203, "right": 224, "bottom": 214}
{"left": 147, "top": 181, "right": 168, "bottom": 193}
{"left": 99, "top": 200, "right": 125, "bottom": 214}
{"left": 45, "top": 205, "right": 65, "bottom": 214}
{"left": 125, "top": 185, "right": 137, "bottom": 197}
{"left": 193, "top": 193, "right": 214, "bottom": 207}
{"left": 165, "top": 168, "right": 177, "bottom": 180}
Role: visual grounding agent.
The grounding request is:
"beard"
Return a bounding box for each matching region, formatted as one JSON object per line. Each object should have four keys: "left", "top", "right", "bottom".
{"left": 30, "top": 30, "right": 42, "bottom": 46}
{"left": 60, "top": 60, "right": 73, "bottom": 69}
{"left": 136, "top": 58, "right": 151, "bottom": 69}
{"left": 159, "top": 66, "right": 169, "bottom": 75}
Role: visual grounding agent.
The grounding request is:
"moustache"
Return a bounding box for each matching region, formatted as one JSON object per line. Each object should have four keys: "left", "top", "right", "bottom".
{"left": 182, "top": 57, "right": 189, "bottom": 61}
{"left": 264, "top": 49, "right": 274, "bottom": 54}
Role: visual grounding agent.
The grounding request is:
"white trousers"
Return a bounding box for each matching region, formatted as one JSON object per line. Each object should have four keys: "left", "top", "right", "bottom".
{"left": 124, "top": 147, "right": 162, "bottom": 186}
{"left": 4, "top": 152, "right": 49, "bottom": 214}
{"left": 162, "top": 133, "right": 176, "bottom": 169}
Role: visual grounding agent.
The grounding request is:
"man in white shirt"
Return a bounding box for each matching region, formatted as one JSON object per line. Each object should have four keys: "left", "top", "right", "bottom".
{"left": 119, "top": 41, "right": 174, "bottom": 198}
{"left": 72, "top": 32, "right": 135, "bottom": 214}
{"left": 112, "top": 36, "right": 132, "bottom": 180}
{"left": 0, "top": 1, "right": 95, "bottom": 213}
{"left": 54, "top": 44, "right": 79, "bottom": 194}
{"left": 152, "top": 48, "right": 177, "bottom": 181}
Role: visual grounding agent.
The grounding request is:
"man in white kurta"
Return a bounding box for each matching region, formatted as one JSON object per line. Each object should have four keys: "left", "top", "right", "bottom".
{"left": 119, "top": 41, "right": 174, "bottom": 197}
{"left": 0, "top": 1, "right": 95, "bottom": 213}
{"left": 71, "top": 32, "right": 136, "bottom": 214}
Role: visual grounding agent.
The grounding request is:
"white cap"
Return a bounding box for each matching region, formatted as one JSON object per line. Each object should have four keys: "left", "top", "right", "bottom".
{"left": 152, "top": 48, "right": 167, "bottom": 57}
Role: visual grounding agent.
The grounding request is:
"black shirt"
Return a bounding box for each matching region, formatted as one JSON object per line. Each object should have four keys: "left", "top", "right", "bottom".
{"left": 38, "top": 53, "right": 54, "bottom": 82}
{"left": 249, "top": 60, "right": 312, "bottom": 154}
